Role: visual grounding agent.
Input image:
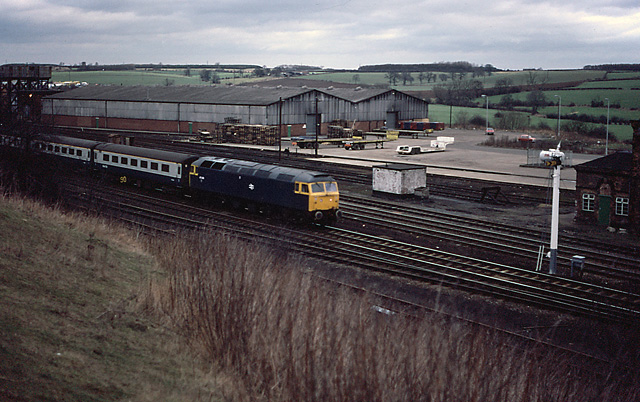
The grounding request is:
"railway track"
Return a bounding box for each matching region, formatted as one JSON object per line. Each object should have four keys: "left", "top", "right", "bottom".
{"left": 62, "top": 177, "right": 640, "bottom": 325}
{"left": 340, "top": 194, "right": 640, "bottom": 286}
{"left": 50, "top": 126, "right": 572, "bottom": 206}
{"left": 36, "top": 127, "right": 640, "bottom": 279}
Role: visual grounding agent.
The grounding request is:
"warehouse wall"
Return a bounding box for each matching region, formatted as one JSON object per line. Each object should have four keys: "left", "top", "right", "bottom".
{"left": 42, "top": 88, "right": 428, "bottom": 134}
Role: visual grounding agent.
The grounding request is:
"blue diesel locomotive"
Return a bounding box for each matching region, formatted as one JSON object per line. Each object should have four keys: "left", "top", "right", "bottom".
{"left": 27, "top": 135, "right": 341, "bottom": 223}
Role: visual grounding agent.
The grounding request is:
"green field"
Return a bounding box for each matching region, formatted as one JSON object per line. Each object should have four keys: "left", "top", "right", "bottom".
{"left": 427, "top": 103, "right": 634, "bottom": 142}
{"left": 486, "top": 88, "right": 640, "bottom": 110}
{"left": 51, "top": 68, "right": 261, "bottom": 86}
{"left": 304, "top": 70, "right": 607, "bottom": 90}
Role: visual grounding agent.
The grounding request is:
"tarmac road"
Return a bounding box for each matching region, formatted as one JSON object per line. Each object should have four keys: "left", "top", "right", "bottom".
{"left": 280, "top": 128, "right": 601, "bottom": 190}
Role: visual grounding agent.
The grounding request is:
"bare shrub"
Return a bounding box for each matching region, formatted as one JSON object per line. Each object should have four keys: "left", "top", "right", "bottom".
{"left": 141, "top": 231, "right": 640, "bottom": 402}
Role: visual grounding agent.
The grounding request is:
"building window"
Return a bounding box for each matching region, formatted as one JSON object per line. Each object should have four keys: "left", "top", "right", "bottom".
{"left": 582, "top": 193, "right": 595, "bottom": 212}
{"left": 615, "top": 197, "right": 629, "bottom": 216}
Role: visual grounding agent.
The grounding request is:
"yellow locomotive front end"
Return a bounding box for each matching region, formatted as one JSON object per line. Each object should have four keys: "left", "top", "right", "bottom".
{"left": 307, "top": 180, "right": 340, "bottom": 222}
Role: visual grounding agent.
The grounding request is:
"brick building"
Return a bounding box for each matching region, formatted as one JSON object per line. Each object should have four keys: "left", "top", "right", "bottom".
{"left": 574, "top": 121, "right": 640, "bottom": 232}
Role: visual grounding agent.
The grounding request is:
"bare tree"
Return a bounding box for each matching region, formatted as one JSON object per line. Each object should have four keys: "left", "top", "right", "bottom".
{"left": 385, "top": 71, "right": 401, "bottom": 85}
{"left": 527, "top": 90, "right": 547, "bottom": 114}
{"left": 401, "top": 72, "right": 414, "bottom": 85}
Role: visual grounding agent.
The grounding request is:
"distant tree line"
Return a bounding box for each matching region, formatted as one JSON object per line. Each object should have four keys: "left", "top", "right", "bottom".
{"left": 584, "top": 63, "right": 640, "bottom": 71}
{"left": 359, "top": 62, "right": 498, "bottom": 74}
{"left": 72, "top": 63, "right": 261, "bottom": 71}
{"left": 76, "top": 63, "right": 136, "bottom": 71}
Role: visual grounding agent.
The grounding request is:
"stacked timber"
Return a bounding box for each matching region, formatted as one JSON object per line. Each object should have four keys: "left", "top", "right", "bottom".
{"left": 328, "top": 125, "right": 363, "bottom": 139}
{"left": 216, "top": 123, "right": 278, "bottom": 146}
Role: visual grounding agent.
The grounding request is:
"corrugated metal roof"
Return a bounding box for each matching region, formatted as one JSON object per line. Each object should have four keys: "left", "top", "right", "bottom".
{"left": 45, "top": 85, "right": 314, "bottom": 106}
{"left": 574, "top": 151, "right": 633, "bottom": 173}
{"left": 45, "top": 85, "right": 427, "bottom": 106}
{"left": 321, "top": 87, "right": 393, "bottom": 102}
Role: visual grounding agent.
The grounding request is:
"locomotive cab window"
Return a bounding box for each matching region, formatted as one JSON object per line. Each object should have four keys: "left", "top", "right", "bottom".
{"left": 299, "top": 183, "right": 309, "bottom": 194}
{"left": 325, "top": 182, "right": 338, "bottom": 192}
{"left": 311, "top": 183, "right": 324, "bottom": 193}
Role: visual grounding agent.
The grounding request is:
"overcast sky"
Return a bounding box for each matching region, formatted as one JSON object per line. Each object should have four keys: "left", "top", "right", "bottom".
{"left": 2, "top": 0, "right": 639, "bottom": 70}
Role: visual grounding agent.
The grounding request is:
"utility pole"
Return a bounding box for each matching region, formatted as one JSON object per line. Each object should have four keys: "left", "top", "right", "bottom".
{"left": 481, "top": 94, "right": 488, "bottom": 133}
{"left": 278, "top": 97, "right": 282, "bottom": 161}
{"left": 315, "top": 95, "right": 319, "bottom": 157}
{"left": 605, "top": 97, "right": 610, "bottom": 155}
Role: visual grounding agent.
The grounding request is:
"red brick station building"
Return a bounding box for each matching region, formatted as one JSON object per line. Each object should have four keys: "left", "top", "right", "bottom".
{"left": 574, "top": 121, "right": 640, "bottom": 233}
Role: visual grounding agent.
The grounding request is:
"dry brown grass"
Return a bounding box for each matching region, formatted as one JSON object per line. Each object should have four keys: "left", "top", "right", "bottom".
{"left": 142, "top": 230, "right": 640, "bottom": 402}
{"left": 0, "top": 191, "right": 221, "bottom": 401}
{"left": 2, "top": 180, "right": 638, "bottom": 401}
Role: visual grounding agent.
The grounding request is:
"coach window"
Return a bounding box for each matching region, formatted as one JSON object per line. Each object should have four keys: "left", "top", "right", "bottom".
{"left": 47, "top": 144, "right": 53, "bottom": 151}
{"left": 141, "top": 160, "right": 148, "bottom": 169}
{"left": 62, "top": 147, "right": 67, "bottom": 154}
{"left": 161, "top": 164, "right": 170, "bottom": 173}
{"left": 69, "top": 149, "right": 75, "bottom": 155}
{"left": 77, "top": 150, "right": 82, "bottom": 157}
{"left": 112, "top": 156, "right": 118, "bottom": 164}
{"left": 121, "top": 157, "right": 128, "bottom": 165}
{"left": 103, "top": 154, "right": 109, "bottom": 162}
{"left": 55, "top": 146, "right": 60, "bottom": 153}
{"left": 150, "top": 162, "right": 158, "bottom": 170}
{"left": 130, "top": 159, "right": 137, "bottom": 167}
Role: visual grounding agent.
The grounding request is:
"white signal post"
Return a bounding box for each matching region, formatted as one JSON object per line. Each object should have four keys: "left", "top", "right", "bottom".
{"left": 540, "top": 145, "right": 565, "bottom": 275}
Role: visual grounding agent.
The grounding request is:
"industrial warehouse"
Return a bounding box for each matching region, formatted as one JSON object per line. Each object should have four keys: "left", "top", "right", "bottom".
{"left": 41, "top": 85, "right": 430, "bottom": 143}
